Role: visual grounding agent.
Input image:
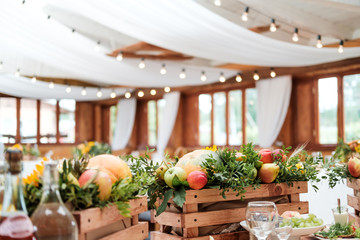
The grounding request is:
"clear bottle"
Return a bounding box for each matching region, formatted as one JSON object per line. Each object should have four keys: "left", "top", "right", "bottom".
{"left": 0, "top": 149, "right": 35, "bottom": 240}
{"left": 31, "top": 161, "right": 78, "bottom": 240}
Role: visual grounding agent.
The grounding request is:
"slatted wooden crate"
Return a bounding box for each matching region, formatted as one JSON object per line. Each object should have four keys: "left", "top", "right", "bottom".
{"left": 346, "top": 178, "right": 360, "bottom": 224}
{"left": 151, "top": 181, "right": 309, "bottom": 240}
{"left": 73, "top": 196, "right": 148, "bottom": 240}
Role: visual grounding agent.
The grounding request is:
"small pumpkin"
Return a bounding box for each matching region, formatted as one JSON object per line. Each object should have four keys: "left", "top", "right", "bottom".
{"left": 175, "top": 150, "right": 222, "bottom": 177}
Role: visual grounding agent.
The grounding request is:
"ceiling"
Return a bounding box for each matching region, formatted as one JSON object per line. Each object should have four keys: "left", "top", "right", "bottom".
{"left": 0, "top": 0, "right": 359, "bottom": 100}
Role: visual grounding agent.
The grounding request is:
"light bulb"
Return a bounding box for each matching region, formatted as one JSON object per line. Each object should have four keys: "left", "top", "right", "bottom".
{"left": 97, "top": 88, "right": 103, "bottom": 98}
{"left": 179, "top": 68, "right": 186, "bottom": 79}
{"left": 241, "top": 7, "right": 249, "bottom": 22}
{"left": 338, "top": 40, "right": 344, "bottom": 53}
{"left": 81, "top": 87, "right": 87, "bottom": 96}
{"left": 270, "top": 19, "right": 277, "bottom": 32}
{"left": 150, "top": 89, "right": 157, "bottom": 96}
{"left": 164, "top": 87, "right": 171, "bottom": 93}
{"left": 235, "top": 73, "right": 242, "bottom": 82}
{"left": 316, "top": 35, "right": 323, "bottom": 48}
{"left": 110, "top": 90, "right": 116, "bottom": 98}
{"left": 125, "top": 91, "right": 131, "bottom": 98}
{"left": 139, "top": 58, "right": 145, "bottom": 69}
{"left": 0, "top": 61, "right": 3, "bottom": 70}
{"left": 116, "top": 51, "right": 123, "bottom": 61}
{"left": 69, "top": 29, "right": 75, "bottom": 39}
{"left": 219, "top": 72, "right": 226, "bottom": 82}
{"left": 94, "top": 41, "right": 101, "bottom": 51}
{"left": 160, "top": 64, "right": 166, "bottom": 75}
{"left": 31, "top": 75, "right": 37, "bottom": 83}
{"left": 138, "top": 90, "right": 144, "bottom": 98}
{"left": 270, "top": 68, "right": 276, "bottom": 78}
{"left": 292, "top": 28, "right": 299, "bottom": 42}
{"left": 253, "top": 71, "right": 260, "bottom": 81}
{"left": 66, "top": 85, "right": 71, "bottom": 93}
{"left": 49, "top": 81, "right": 54, "bottom": 89}
{"left": 214, "top": 0, "right": 221, "bottom": 6}
{"left": 200, "top": 71, "right": 207, "bottom": 81}
{"left": 15, "top": 69, "right": 20, "bottom": 77}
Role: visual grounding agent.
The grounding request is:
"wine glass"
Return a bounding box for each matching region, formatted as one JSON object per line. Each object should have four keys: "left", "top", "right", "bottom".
{"left": 246, "top": 201, "right": 278, "bottom": 240}
{"left": 274, "top": 218, "right": 292, "bottom": 240}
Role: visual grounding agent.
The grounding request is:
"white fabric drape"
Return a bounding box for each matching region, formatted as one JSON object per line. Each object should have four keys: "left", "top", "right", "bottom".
{"left": 156, "top": 91, "right": 181, "bottom": 158}
{"left": 111, "top": 98, "right": 137, "bottom": 151}
{"left": 0, "top": 133, "right": 4, "bottom": 157}
{"left": 256, "top": 75, "right": 292, "bottom": 148}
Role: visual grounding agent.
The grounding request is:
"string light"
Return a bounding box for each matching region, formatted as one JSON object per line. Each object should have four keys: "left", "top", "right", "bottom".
{"left": 219, "top": 72, "right": 226, "bottom": 82}
{"left": 97, "top": 88, "right": 103, "bottom": 98}
{"left": 292, "top": 28, "right": 299, "bottom": 42}
{"left": 164, "top": 87, "right": 171, "bottom": 93}
{"left": 94, "top": 41, "right": 101, "bottom": 51}
{"left": 338, "top": 40, "right": 344, "bottom": 53}
{"left": 139, "top": 58, "right": 145, "bottom": 69}
{"left": 270, "top": 68, "right": 276, "bottom": 78}
{"left": 49, "top": 81, "right": 55, "bottom": 89}
{"left": 179, "top": 68, "right": 186, "bottom": 79}
{"left": 0, "top": 61, "right": 3, "bottom": 70}
{"left": 270, "top": 19, "right": 277, "bottom": 32}
{"left": 116, "top": 51, "right": 123, "bottom": 61}
{"left": 150, "top": 89, "right": 157, "bottom": 96}
{"left": 235, "top": 73, "right": 242, "bottom": 82}
{"left": 31, "top": 75, "right": 37, "bottom": 83}
{"left": 125, "top": 91, "right": 131, "bottom": 98}
{"left": 160, "top": 64, "right": 167, "bottom": 75}
{"left": 15, "top": 69, "right": 20, "bottom": 77}
{"left": 110, "top": 89, "right": 116, "bottom": 98}
{"left": 138, "top": 90, "right": 144, "bottom": 98}
{"left": 241, "top": 7, "right": 249, "bottom": 22}
{"left": 316, "top": 35, "right": 323, "bottom": 48}
{"left": 253, "top": 70, "right": 260, "bottom": 81}
{"left": 66, "top": 85, "right": 72, "bottom": 93}
{"left": 81, "top": 87, "right": 87, "bottom": 96}
{"left": 200, "top": 71, "right": 207, "bottom": 81}
{"left": 214, "top": 0, "right": 221, "bottom": 6}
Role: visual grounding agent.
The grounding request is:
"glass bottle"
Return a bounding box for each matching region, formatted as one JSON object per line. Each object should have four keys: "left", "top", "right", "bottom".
{"left": 0, "top": 149, "right": 35, "bottom": 240}
{"left": 31, "top": 161, "right": 78, "bottom": 240}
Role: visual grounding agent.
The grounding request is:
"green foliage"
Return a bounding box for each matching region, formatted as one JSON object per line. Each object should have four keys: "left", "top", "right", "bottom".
{"left": 315, "top": 223, "right": 354, "bottom": 239}
{"left": 73, "top": 141, "right": 112, "bottom": 157}
{"left": 333, "top": 138, "right": 353, "bottom": 162}
{"left": 324, "top": 156, "right": 352, "bottom": 188}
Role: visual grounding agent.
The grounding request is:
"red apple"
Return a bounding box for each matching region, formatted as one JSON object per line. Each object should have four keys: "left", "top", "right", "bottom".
{"left": 79, "top": 169, "right": 112, "bottom": 201}
{"left": 272, "top": 149, "right": 287, "bottom": 162}
{"left": 348, "top": 157, "right": 360, "bottom": 178}
{"left": 259, "top": 149, "right": 274, "bottom": 163}
{"left": 258, "top": 163, "right": 280, "bottom": 183}
{"left": 187, "top": 171, "right": 208, "bottom": 190}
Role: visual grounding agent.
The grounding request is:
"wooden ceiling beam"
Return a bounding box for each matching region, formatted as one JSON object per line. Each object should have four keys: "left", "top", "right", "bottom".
{"left": 249, "top": 24, "right": 280, "bottom": 33}
{"left": 324, "top": 38, "right": 360, "bottom": 48}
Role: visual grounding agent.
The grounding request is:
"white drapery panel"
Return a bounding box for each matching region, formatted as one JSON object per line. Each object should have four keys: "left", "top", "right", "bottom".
{"left": 256, "top": 75, "right": 292, "bottom": 148}
{"left": 48, "top": 0, "right": 360, "bottom": 67}
{"left": 111, "top": 98, "right": 137, "bottom": 151}
{"left": 0, "top": 133, "right": 4, "bottom": 157}
{"left": 157, "top": 91, "right": 181, "bottom": 157}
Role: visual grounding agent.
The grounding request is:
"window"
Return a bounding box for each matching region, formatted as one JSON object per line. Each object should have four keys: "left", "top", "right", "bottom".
{"left": 20, "top": 99, "right": 37, "bottom": 143}
{"left": 0, "top": 98, "right": 17, "bottom": 143}
{"left": 343, "top": 74, "right": 360, "bottom": 141}
{"left": 147, "top": 99, "right": 166, "bottom": 146}
{"left": 198, "top": 88, "right": 257, "bottom": 146}
{"left": 59, "top": 99, "right": 75, "bottom": 143}
{"left": 40, "top": 99, "right": 57, "bottom": 143}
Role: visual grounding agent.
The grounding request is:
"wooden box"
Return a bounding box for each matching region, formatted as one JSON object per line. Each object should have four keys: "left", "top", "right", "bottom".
{"left": 151, "top": 181, "right": 309, "bottom": 240}
{"left": 346, "top": 178, "right": 360, "bottom": 224}
{"left": 73, "top": 196, "right": 149, "bottom": 240}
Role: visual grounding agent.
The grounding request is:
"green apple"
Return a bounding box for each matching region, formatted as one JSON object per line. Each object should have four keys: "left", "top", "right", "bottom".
{"left": 155, "top": 164, "right": 169, "bottom": 180}
{"left": 164, "top": 167, "right": 187, "bottom": 188}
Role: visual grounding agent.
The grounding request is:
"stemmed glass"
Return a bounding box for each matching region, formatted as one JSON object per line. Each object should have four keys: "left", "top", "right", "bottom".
{"left": 274, "top": 218, "right": 292, "bottom": 240}
{"left": 245, "top": 201, "right": 278, "bottom": 240}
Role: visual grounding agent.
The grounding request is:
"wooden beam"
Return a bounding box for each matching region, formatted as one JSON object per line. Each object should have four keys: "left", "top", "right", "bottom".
{"left": 249, "top": 24, "right": 280, "bottom": 33}
{"left": 324, "top": 38, "right": 360, "bottom": 48}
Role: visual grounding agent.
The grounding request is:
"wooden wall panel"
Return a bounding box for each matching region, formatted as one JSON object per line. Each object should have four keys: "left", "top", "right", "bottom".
{"left": 94, "top": 104, "right": 102, "bottom": 142}
{"left": 101, "top": 106, "right": 111, "bottom": 143}
{"left": 182, "top": 94, "right": 199, "bottom": 147}
{"left": 136, "top": 100, "right": 148, "bottom": 150}
{"left": 75, "top": 102, "right": 94, "bottom": 143}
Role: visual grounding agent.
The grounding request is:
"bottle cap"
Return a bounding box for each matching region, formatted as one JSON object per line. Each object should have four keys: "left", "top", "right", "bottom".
{"left": 5, "top": 149, "right": 23, "bottom": 174}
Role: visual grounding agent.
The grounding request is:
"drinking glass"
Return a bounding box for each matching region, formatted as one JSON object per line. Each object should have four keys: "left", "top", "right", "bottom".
{"left": 246, "top": 201, "right": 278, "bottom": 240}
{"left": 274, "top": 218, "right": 292, "bottom": 240}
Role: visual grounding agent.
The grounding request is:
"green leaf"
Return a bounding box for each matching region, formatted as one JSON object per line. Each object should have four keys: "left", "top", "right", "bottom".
{"left": 156, "top": 189, "right": 174, "bottom": 216}
{"left": 172, "top": 175, "right": 182, "bottom": 187}
{"left": 173, "top": 186, "right": 186, "bottom": 207}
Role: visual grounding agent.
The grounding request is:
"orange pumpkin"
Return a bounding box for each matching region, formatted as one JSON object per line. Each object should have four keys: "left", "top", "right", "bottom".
{"left": 87, "top": 154, "right": 132, "bottom": 183}
{"left": 175, "top": 150, "right": 222, "bottom": 177}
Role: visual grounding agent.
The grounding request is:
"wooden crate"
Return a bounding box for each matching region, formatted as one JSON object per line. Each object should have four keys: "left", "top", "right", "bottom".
{"left": 73, "top": 196, "right": 149, "bottom": 240}
{"left": 151, "top": 181, "right": 309, "bottom": 240}
{"left": 347, "top": 178, "right": 360, "bottom": 225}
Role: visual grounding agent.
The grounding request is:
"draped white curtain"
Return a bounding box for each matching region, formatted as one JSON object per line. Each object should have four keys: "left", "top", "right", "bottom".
{"left": 111, "top": 98, "right": 137, "bottom": 151}
{"left": 256, "top": 75, "right": 292, "bottom": 148}
{"left": 156, "top": 91, "right": 181, "bottom": 158}
{"left": 0, "top": 133, "right": 4, "bottom": 157}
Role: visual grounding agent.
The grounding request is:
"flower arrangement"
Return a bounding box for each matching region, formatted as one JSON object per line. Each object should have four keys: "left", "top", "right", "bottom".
{"left": 333, "top": 138, "right": 360, "bottom": 162}
{"left": 73, "top": 141, "right": 111, "bottom": 157}
{"left": 7, "top": 143, "right": 40, "bottom": 157}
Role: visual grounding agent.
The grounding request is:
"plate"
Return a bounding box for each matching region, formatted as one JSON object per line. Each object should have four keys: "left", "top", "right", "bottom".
{"left": 240, "top": 218, "right": 326, "bottom": 240}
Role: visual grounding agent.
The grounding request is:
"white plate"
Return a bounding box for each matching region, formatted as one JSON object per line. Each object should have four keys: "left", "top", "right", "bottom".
{"left": 240, "top": 219, "right": 325, "bottom": 240}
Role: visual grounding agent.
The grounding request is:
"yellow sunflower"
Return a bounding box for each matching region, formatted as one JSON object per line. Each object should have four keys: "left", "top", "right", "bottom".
{"left": 204, "top": 145, "right": 217, "bottom": 152}
{"left": 23, "top": 157, "right": 49, "bottom": 186}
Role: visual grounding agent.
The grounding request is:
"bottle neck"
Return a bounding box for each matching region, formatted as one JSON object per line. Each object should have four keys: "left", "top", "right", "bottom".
{"left": 40, "top": 162, "right": 63, "bottom": 204}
